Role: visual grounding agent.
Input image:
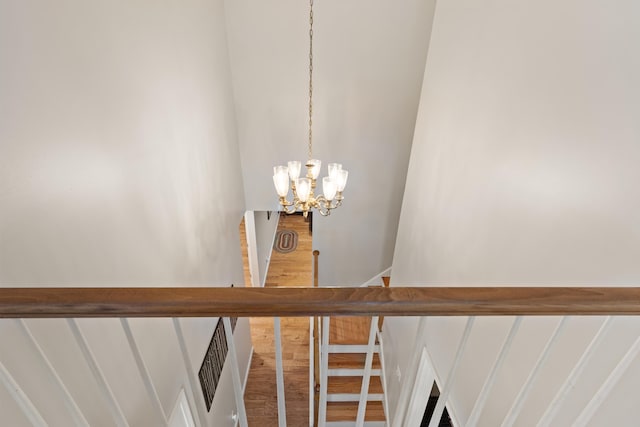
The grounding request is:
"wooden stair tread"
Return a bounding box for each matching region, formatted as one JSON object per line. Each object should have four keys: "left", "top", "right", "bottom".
{"left": 329, "top": 353, "right": 381, "bottom": 369}
{"left": 328, "top": 375, "right": 383, "bottom": 394}
{"left": 326, "top": 401, "right": 386, "bottom": 422}
{"left": 329, "top": 316, "right": 374, "bottom": 344}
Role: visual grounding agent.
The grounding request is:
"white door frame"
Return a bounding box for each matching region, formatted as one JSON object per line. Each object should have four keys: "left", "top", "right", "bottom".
{"left": 404, "top": 346, "right": 436, "bottom": 427}
{"left": 243, "top": 211, "right": 260, "bottom": 287}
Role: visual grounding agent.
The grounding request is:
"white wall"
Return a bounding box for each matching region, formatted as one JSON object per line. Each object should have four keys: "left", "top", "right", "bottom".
{"left": 224, "top": 0, "right": 435, "bottom": 285}
{"left": 253, "top": 211, "right": 280, "bottom": 286}
{"left": 387, "top": 0, "right": 640, "bottom": 424}
{"left": 0, "top": 0, "right": 250, "bottom": 425}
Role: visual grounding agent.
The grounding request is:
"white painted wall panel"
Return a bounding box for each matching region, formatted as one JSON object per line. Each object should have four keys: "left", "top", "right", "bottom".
{"left": 253, "top": 211, "right": 279, "bottom": 286}
{"left": 388, "top": 0, "right": 640, "bottom": 424}
{"left": 0, "top": 0, "right": 250, "bottom": 424}
{"left": 0, "top": 320, "right": 78, "bottom": 426}
{"left": 22, "top": 319, "right": 115, "bottom": 426}
{"left": 0, "top": 377, "right": 32, "bottom": 427}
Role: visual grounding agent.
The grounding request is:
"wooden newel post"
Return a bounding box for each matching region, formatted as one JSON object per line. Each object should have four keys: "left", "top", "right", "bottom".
{"left": 313, "top": 250, "right": 320, "bottom": 288}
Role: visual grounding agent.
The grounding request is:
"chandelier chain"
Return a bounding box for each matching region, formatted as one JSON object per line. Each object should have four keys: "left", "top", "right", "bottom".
{"left": 272, "top": 0, "right": 347, "bottom": 217}
{"left": 308, "top": 0, "right": 314, "bottom": 161}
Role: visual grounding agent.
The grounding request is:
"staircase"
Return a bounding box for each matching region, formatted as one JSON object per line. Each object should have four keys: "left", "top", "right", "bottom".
{"left": 323, "top": 317, "right": 386, "bottom": 426}
{"left": 312, "top": 272, "right": 391, "bottom": 427}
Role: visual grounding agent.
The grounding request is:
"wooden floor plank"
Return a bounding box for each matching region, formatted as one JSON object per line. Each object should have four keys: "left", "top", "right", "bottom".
{"left": 326, "top": 401, "right": 386, "bottom": 422}
{"left": 245, "top": 213, "right": 312, "bottom": 426}
{"left": 243, "top": 213, "right": 386, "bottom": 425}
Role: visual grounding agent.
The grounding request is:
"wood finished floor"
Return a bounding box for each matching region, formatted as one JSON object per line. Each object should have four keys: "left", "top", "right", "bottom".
{"left": 242, "top": 213, "right": 384, "bottom": 425}
{"left": 244, "top": 213, "right": 312, "bottom": 426}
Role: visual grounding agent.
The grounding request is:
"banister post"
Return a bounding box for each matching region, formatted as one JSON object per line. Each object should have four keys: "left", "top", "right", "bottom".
{"left": 312, "top": 250, "right": 320, "bottom": 427}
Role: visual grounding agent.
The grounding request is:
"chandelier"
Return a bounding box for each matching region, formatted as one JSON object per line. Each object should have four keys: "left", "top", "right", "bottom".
{"left": 272, "top": 0, "right": 348, "bottom": 217}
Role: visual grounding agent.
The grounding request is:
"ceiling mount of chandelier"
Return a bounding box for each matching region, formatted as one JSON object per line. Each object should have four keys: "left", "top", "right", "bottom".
{"left": 272, "top": 0, "right": 348, "bottom": 217}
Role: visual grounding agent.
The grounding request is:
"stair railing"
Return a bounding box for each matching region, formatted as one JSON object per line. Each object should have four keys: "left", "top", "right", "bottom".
{"left": 6, "top": 288, "right": 640, "bottom": 426}
{"left": 315, "top": 267, "right": 392, "bottom": 426}
{"left": 355, "top": 315, "right": 380, "bottom": 426}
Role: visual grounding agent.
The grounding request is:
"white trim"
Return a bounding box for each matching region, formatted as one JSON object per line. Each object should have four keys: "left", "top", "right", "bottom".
{"left": 360, "top": 267, "right": 392, "bottom": 287}
{"left": 328, "top": 393, "right": 384, "bottom": 402}
{"left": 243, "top": 347, "right": 254, "bottom": 395}
{"left": 262, "top": 212, "right": 281, "bottom": 287}
{"left": 172, "top": 319, "right": 207, "bottom": 427}
{"left": 392, "top": 317, "right": 429, "bottom": 427}
{"left": 243, "top": 211, "right": 260, "bottom": 288}
{"left": 0, "top": 358, "right": 48, "bottom": 427}
{"left": 309, "top": 317, "right": 315, "bottom": 427}
{"left": 274, "top": 317, "right": 287, "bottom": 427}
{"left": 376, "top": 330, "right": 390, "bottom": 424}
{"left": 234, "top": 347, "right": 254, "bottom": 427}
{"left": 328, "top": 344, "right": 380, "bottom": 353}
{"left": 328, "top": 368, "right": 381, "bottom": 377}
{"left": 67, "top": 319, "right": 129, "bottom": 427}
{"left": 572, "top": 332, "right": 640, "bottom": 426}
{"left": 502, "top": 317, "right": 569, "bottom": 427}
{"left": 169, "top": 388, "right": 196, "bottom": 427}
{"left": 120, "top": 319, "right": 168, "bottom": 426}
{"left": 537, "top": 316, "right": 614, "bottom": 427}
{"left": 326, "top": 422, "right": 386, "bottom": 427}
{"left": 428, "top": 316, "right": 475, "bottom": 427}
{"left": 223, "top": 318, "right": 248, "bottom": 427}
{"left": 467, "top": 317, "right": 522, "bottom": 426}
{"left": 17, "top": 320, "right": 89, "bottom": 426}
{"left": 356, "top": 316, "right": 380, "bottom": 427}
{"left": 403, "top": 347, "right": 435, "bottom": 427}
{"left": 318, "top": 316, "right": 331, "bottom": 426}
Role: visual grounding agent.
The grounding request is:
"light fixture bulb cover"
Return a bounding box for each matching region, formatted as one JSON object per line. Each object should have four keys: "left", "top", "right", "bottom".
{"left": 288, "top": 161, "right": 302, "bottom": 180}
{"left": 307, "top": 159, "right": 322, "bottom": 179}
{"left": 328, "top": 163, "right": 342, "bottom": 180}
{"left": 335, "top": 169, "right": 348, "bottom": 191}
{"left": 273, "top": 166, "right": 290, "bottom": 197}
{"left": 322, "top": 177, "right": 337, "bottom": 201}
{"left": 296, "top": 178, "right": 312, "bottom": 202}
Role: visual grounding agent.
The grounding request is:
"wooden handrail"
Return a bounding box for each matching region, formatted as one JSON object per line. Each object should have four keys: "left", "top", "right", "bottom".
{"left": 2, "top": 287, "right": 640, "bottom": 318}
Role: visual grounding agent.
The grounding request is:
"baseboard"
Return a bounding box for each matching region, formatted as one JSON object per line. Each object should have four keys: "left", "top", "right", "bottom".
{"left": 243, "top": 346, "right": 254, "bottom": 395}
{"left": 235, "top": 346, "right": 254, "bottom": 427}
{"left": 377, "top": 330, "right": 391, "bottom": 423}
{"left": 262, "top": 212, "right": 281, "bottom": 287}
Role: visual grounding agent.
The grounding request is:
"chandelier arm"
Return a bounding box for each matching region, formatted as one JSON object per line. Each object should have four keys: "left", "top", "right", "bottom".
{"left": 279, "top": 197, "right": 298, "bottom": 215}
{"left": 314, "top": 195, "right": 335, "bottom": 215}
{"left": 284, "top": 205, "right": 298, "bottom": 215}
{"left": 278, "top": 197, "right": 293, "bottom": 207}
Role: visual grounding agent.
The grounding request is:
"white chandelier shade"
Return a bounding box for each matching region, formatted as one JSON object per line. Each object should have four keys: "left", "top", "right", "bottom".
{"left": 272, "top": 160, "right": 348, "bottom": 217}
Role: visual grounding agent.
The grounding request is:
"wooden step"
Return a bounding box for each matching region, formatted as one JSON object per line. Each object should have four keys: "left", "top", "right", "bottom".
{"left": 326, "top": 401, "right": 386, "bottom": 422}
{"left": 328, "top": 375, "right": 383, "bottom": 395}
{"left": 329, "top": 352, "right": 381, "bottom": 370}
{"left": 329, "top": 316, "right": 373, "bottom": 344}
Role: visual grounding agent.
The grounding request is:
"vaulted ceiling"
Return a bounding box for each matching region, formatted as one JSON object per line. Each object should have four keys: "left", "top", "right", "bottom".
{"left": 225, "top": 0, "right": 435, "bottom": 284}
